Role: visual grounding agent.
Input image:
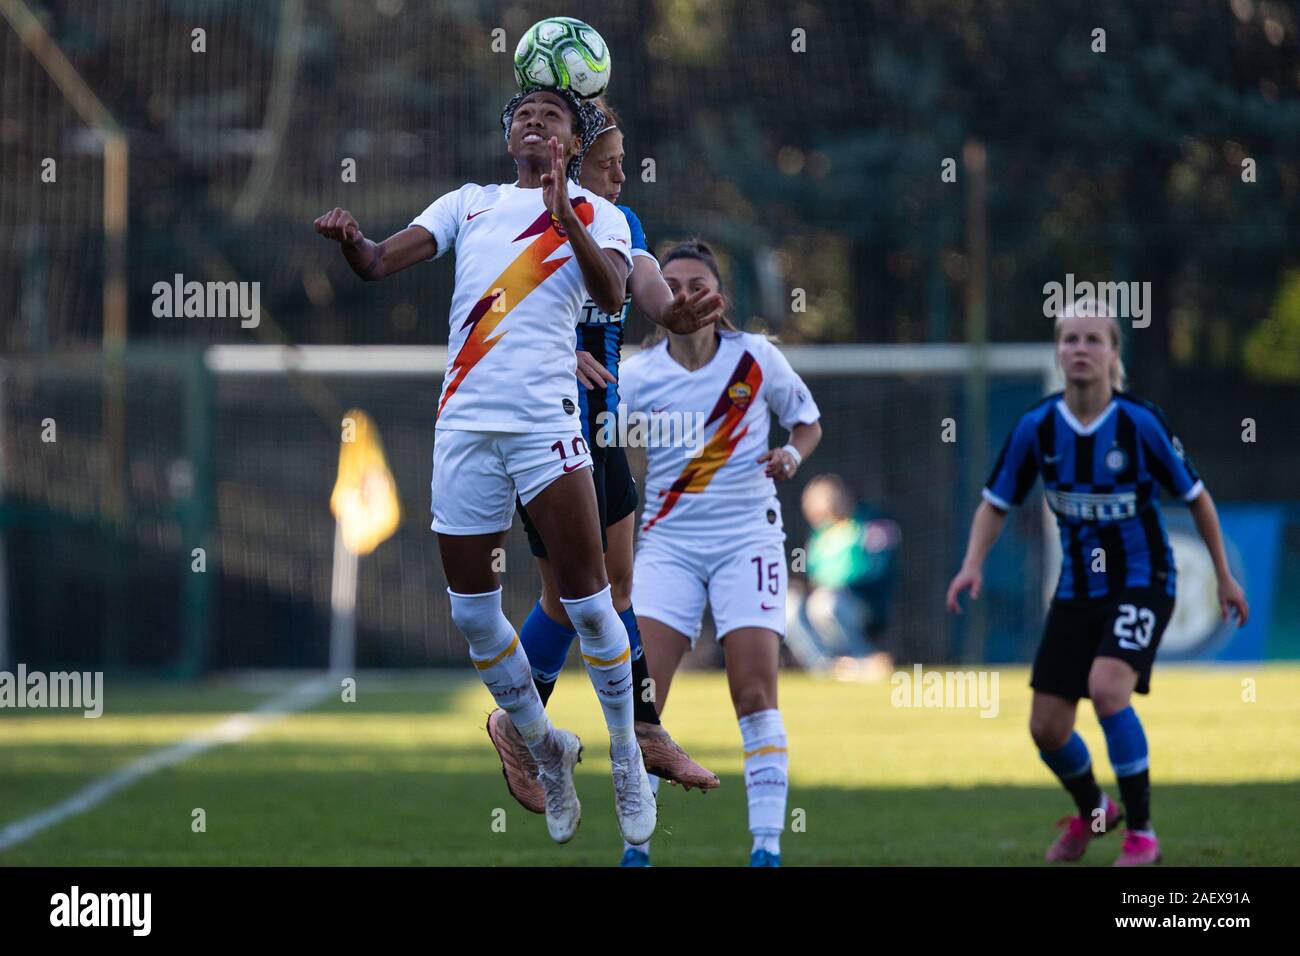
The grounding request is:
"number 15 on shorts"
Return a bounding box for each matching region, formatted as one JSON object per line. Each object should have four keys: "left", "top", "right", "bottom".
{"left": 751, "top": 555, "right": 782, "bottom": 612}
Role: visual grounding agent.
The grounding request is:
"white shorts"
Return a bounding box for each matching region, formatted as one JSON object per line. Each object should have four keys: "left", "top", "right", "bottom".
{"left": 430, "top": 428, "right": 592, "bottom": 536}
{"left": 632, "top": 533, "right": 788, "bottom": 647}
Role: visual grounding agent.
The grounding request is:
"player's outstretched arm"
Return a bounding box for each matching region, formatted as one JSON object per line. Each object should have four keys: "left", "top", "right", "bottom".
{"left": 946, "top": 501, "right": 1008, "bottom": 613}
{"left": 628, "top": 257, "right": 724, "bottom": 334}
{"left": 1187, "top": 488, "right": 1250, "bottom": 626}
{"left": 313, "top": 208, "right": 436, "bottom": 281}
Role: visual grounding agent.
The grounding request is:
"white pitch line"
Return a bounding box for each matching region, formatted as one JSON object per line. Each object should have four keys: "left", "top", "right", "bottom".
{"left": 0, "top": 676, "right": 333, "bottom": 852}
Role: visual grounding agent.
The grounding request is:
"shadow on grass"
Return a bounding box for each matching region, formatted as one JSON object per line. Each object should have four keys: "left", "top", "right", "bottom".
{"left": 3, "top": 673, "right": 1296, "bottom": 866}
{"left": 3, "top": 766, "right": 1296, "bottom": 866}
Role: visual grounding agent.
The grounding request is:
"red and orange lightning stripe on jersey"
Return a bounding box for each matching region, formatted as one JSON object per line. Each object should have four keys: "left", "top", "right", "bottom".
{"left": 641, "top": 351, "right": 763, "bottom": 532}
{"left": 436, "top": 199, "right": 596, "bottom": 421}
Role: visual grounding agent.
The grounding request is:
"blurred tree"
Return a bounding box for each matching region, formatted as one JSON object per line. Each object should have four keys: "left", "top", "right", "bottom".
{"left": 6, "top": 0, "right": 1299, "bottom": 378}
{"left": 1244, "top": 268, "right": 1300, "bottom": 381}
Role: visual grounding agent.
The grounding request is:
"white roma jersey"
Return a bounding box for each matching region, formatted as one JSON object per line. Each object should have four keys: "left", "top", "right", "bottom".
{"left": 410, "top": 182, "right": 632, "bottom": 432}
{"left": 619, "top": 330, "right": 821, "bottom": 541}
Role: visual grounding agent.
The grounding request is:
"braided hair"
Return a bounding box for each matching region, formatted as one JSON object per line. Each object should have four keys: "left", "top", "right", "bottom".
{"left": 500, "top": 87, "right": 606, "bottom": 183}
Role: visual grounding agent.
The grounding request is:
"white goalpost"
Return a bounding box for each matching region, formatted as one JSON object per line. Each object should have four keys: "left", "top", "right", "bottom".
{"left": 204, "top": 342, "right": 1063, "bottom": 667}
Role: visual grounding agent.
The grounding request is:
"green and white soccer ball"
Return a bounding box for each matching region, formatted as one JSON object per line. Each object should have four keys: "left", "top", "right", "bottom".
{"left": 514, "top": 16, "right": 611, "bottom": 100}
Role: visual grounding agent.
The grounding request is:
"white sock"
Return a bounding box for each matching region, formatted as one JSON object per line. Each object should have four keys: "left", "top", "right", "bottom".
{"left": 623, "top": 775, "right": 660, "bottom": 854}
{"left": 739, "top": 708, "right": 788, "bottom": 855}
{"left": 449, "top": 588, "right": 551, "bottom": 755}
{"left": 561, "top": 585, "right": 635, "bottom": 752}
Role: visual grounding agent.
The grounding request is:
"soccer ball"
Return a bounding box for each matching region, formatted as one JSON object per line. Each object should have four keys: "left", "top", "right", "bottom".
{"left": 514, "top": 17, "right": 611, "bottom": 100}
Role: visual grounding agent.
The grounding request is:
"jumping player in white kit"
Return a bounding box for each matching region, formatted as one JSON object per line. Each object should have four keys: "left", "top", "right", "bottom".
{"left": 313, "top": 87, "right": 656, "bottom": 847}
{"left": 618, "top": 240, "right": 823, "bottom": 866}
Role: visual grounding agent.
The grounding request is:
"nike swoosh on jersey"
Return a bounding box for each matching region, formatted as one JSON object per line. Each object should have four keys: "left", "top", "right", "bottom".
{"left": 437, "top": 199, "right": 595, "bottom": 421}
{"left": 466, "top": 208, "right": 492, "bottom": 220}
{"left": 642, "top": 351, "right": 763, "bottom": 532}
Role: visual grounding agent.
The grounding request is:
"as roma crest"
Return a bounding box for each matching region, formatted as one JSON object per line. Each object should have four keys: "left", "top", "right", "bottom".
{"left": 727, "top": 382, "right": 753, "bottom": 410}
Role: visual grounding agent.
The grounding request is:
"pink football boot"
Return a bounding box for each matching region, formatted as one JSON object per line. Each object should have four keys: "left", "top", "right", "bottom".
{"left": 1045, "top": 793, "right": 1123, "bottom": 862}
{"left": 1113, "top": 830, "right": 1162, "bottom": 866}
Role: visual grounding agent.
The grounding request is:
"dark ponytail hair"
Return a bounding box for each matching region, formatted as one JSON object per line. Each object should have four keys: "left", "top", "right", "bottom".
{"left": 659, "top": 239, "right": 738, "bottom": 333}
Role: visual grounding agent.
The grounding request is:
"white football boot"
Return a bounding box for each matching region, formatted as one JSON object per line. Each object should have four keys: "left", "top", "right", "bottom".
{"left": 611, "top": 743, "right": 657, "bottom": 845}
{"left": 536, "top": 729, "right": 583, "bottom": 843}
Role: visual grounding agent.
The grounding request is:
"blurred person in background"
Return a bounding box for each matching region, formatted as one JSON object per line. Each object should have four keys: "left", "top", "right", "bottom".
{"left": 785, "top": 474, "right": 899, "bottom": 681}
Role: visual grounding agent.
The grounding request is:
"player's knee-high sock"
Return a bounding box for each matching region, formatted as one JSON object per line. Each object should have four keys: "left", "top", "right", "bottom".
{"left": 1039, "top": 732, "right": 1103, "bottom": 818}
{"left": 449, "top": 588, "right": 553, "bottom": 756}
{"left": 623, "top": 774, "right": 660, "bottom": 854}
{"left": 620, "top": 606, "right": 660, "bottom": 725}
{"left": 561, "top": 585, "right": 635, "bottom": 753}
{"left": 739, "top": 709, "right": 788, "bottom": 855}
{"left": 519, "top": 600, "right": 576, "bottom": 706}
{"left": 1100, "top": 706, "right": 1151, "bottom": 831}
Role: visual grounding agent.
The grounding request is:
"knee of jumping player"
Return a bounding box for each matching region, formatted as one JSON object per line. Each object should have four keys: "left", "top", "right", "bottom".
{"left": 607, "top": 563, "right": 633, "bottom": 610}
{"left": 448, "top": 588, "right": 502, "bottom": 637}
{"left": 559, "top": 586, "right": 622, "bottom": 643}
{"left": 732, "top": 682, "right": 777, "bottom": 719}
{"left": 537, "top": 579, "right": 572, "bottom": 631}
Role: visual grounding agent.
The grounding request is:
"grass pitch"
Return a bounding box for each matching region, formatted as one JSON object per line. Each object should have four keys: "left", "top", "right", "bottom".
{"left": 1, "top": 665, "right": 1297, "bottom": 866}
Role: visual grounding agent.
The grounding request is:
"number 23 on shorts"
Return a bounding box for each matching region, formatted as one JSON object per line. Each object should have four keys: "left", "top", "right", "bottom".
{"left": 1114, "top": 603, "right": 1156, "bottom": 651}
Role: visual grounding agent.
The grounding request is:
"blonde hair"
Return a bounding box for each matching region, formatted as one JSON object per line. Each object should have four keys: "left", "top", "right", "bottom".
{"left": 1052, "top": 297, "right": 1127, "bottom": 392}
{"left": 588, "top": 97, "right": 624, "bottom": 137}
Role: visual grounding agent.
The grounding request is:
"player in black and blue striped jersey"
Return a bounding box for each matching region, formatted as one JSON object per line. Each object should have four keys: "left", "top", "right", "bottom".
{"left": 489, "top": 100, "right": 728, "bottom": 843}
{"left": 947, "top": 300, "right": 1249, "bottom": 866}
{"left": 572, "top": 204, "right": 643, "bottom": 438}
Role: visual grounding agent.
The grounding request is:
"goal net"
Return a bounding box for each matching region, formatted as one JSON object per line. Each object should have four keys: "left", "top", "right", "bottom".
{"left": 1, "top": 343, "right": 1059, "bottom": 673}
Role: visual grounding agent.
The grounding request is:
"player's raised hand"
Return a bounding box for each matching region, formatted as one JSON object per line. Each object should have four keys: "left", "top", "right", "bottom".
{"left": 541, "top": 136, "right": 572, "bottom": 227}
{"left": 946, "top": 566, "right": 982, "bottom": 614}
{"left": 1219, "top": 575, "right": 1250, "bottom": 627}
{"left": 758, "top": 447, "right": 799, "bottom": 481}
{"left": 576, "top": 350, "right": 616, "bottom": 390}
{"left": 660, "top": 286, "right": 725, "bottom": 335}
{"left": 314, "top": 208, "right": 362, "bottom": 245}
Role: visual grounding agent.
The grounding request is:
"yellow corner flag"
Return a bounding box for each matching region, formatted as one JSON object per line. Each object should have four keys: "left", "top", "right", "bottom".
{"left": 330, "top": 409, "right": 401, "bottom": 556}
